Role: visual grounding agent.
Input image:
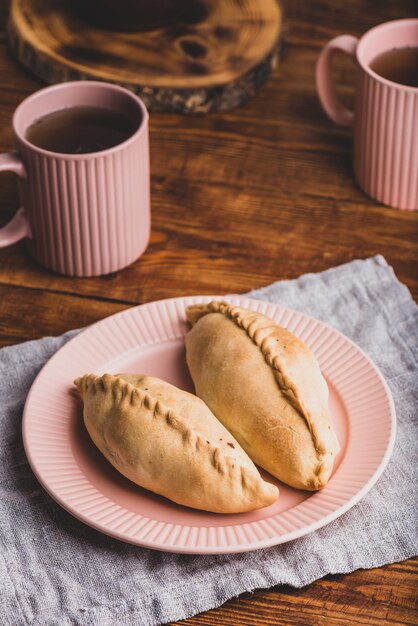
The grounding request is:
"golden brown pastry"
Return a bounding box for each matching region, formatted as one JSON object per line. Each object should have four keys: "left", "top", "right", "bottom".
{"left": 74, "top": 373, "right": 278, "bottom": 513}
{"left": 185, "top": 301, "right": 340, "bottom": 491}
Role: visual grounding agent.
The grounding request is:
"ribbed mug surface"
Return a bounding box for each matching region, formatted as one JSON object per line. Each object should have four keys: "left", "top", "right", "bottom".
{"left": 13, "top": 81, "right": 150, "bottom": 276}
{"left": 354, "top": 62, "right": 418, "bottom": 210}
{"left": 316, "top": 19, "right": 418, "bottom": 211}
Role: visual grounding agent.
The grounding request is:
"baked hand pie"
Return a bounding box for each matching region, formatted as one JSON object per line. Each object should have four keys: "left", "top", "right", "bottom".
{"left": 74, "top": 373, "right": 278, "bottom": 513}
{"left": 185, "top": 301, "right": 340, "bottom": 491}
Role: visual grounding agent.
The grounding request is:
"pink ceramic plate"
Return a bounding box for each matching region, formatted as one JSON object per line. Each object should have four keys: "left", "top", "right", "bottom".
{"left": 23, "top": 296, "right": 396, "bottom": 554}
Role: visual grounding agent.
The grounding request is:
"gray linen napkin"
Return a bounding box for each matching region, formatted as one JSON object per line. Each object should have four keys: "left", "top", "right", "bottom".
{"left": 1, "top": 255, "right": 417, "bottom": 626}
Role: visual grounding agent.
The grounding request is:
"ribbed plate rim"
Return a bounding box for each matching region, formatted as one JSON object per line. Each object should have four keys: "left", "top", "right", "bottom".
{"left": 22, "top": 295, "right": 396, "bottom": 554}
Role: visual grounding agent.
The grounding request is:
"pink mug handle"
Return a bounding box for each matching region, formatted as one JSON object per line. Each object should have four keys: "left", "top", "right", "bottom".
{"left": 0, "top": 153, "right": 31, "bottom": 248}
{"left": 316, "top": 35, "right": 359, "bottom": 127}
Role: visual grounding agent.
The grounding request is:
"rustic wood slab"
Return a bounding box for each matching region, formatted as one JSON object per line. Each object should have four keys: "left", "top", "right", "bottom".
{"left": 8, "top": 0, "right": 283, "bottom": 113}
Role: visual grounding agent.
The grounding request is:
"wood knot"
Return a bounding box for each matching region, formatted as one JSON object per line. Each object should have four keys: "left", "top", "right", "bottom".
{"left": 214, "top": 26, "right": 233, "bottom": 41}
{"left": 180, "top": 38, "right": 207, "bottom": 59}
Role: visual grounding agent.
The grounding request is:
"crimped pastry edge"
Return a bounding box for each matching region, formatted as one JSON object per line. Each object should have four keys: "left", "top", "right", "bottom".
{"left": 74, "top": 373, "right": 262, "bottom": 484}
{"left": 186, "top": 301, "right": 335, "bottom": 488}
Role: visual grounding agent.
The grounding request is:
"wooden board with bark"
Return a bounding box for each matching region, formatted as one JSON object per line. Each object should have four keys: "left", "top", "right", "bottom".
{"left": 8, "top": 0, "right": 283, "bottom": 113}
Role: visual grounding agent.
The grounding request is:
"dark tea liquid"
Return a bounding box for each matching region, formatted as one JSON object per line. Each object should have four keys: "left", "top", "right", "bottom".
{"left": 26, "top": 106, "right": 139, "bottom": 154}
{"left": 370, "top": 46, "right": 418, "bottom": 88}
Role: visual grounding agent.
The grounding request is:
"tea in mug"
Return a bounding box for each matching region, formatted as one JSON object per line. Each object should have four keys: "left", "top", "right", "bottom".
{"left": 370, "top": 46, "right": 418, "bottom": 88}
{"left": 26, "top": 106, "right": 139, "bottom": 154}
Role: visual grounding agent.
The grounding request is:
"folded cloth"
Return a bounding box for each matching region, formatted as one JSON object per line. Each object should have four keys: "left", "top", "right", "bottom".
{"left": 1, "top": 255, "right": 417, "bottom": 626}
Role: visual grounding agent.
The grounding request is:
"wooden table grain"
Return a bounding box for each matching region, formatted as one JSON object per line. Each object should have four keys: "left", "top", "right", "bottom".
{"left": 0, "top": 1, "right": 417, "bottom": 624}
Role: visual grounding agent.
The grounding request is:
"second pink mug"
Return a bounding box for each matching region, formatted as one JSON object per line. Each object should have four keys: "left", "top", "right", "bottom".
{"left": 316, "top": 18, "right": 418, "bottom": 211}
{"left": 0, "top": 81, "right": 150, "bottom": 276}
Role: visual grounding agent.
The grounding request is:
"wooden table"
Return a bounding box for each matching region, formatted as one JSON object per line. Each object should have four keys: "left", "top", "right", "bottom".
{"left": 0, "top": 0, "right": 417, "bottom": 624}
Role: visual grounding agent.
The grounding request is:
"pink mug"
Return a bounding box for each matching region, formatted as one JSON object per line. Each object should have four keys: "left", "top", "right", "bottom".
{"left": 316, "top": 19, "right": 418, "bottom": 211}
{"left": 0, "top": 81, "right": 150, "bottom": 276}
